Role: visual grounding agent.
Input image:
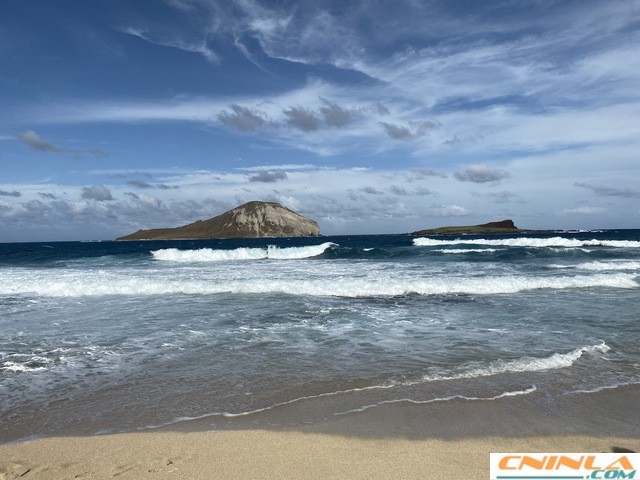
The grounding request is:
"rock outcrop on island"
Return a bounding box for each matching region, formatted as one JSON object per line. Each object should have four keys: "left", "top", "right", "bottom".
{"left": 117, "top": 201, "right": 320, "bottom": 240}
{"left": 411, "top": 219, "right": 520, "bottom": 236}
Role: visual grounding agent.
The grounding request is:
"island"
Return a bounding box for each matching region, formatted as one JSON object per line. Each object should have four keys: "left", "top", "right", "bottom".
{"left": 116, "top": 201, "right": 320, "bottom": 240}
{"left": 411, "top": 219, "right": 521, "bottom": 236}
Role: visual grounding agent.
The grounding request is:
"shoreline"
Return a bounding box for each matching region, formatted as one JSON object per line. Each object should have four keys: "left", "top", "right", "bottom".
{"left": 3, "top": 379, "right": 638, "bottom": 445}
{"left": 2, "top": 386, "right": 638, "bottom": 479}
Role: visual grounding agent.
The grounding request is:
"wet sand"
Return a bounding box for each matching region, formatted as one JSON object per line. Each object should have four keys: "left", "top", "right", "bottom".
{"left": 1, "top": 386, "right": 638, "bottom": 480}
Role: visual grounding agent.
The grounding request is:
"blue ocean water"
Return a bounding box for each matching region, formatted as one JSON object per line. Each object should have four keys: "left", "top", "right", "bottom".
{"left": 1, "top": 231, "right": 639, "bottom": 442}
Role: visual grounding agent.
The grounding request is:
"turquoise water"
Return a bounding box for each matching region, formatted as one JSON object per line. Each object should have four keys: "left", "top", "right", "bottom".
{"left": 1, "top": 231, "right": 639, "bottom": 442}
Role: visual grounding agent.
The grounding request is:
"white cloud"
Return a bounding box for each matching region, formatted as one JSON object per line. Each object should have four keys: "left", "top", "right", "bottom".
{"left": 428, "top": 204, "right": 469, "bottom": 217}
{"left": 235, "top": 164, "right": 316, "bottom": 172}
{"left": 559, "top": 206, "right": 607, "bottom": 215}
{"left": 0, "top": 166, "right": 463, "bottom": 239}
{"left": 1, "top": 155, "right": 638, "bottom": 241}
{"left": 5, "top": 1, "right": 640, "bottom": 239}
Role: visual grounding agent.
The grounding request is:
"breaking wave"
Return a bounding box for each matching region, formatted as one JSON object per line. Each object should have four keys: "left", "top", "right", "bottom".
{"left": 550, "top": 261, "right": 640, "bottom": 271}
{"left": 413, "top": 237, "right": 640, "bottom": 248}
{"left": 426, "top": 342, "right": 610, "bottom": 382}
{"left": 436, "top": 248, "right": 500, "bottom": 254}
{"left": 2, "top": 273, "right": 636, "bottom": 298}
{"left": 151, "top": 242, "right": 336, "bottom": 262}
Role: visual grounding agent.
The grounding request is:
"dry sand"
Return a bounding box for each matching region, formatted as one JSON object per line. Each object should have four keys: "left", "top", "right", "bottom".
{"left": 1, "top": 430, "right": 637, "bottom": 480}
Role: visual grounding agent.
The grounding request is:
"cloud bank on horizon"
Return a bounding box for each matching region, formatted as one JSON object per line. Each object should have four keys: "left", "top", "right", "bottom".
{"left": 1, "top": 0, "right": 639, "bottom": 241}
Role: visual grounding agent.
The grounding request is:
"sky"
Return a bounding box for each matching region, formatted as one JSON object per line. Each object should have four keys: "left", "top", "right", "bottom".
{"left": 1, "top": 0, "right": 640, "bottom": 241}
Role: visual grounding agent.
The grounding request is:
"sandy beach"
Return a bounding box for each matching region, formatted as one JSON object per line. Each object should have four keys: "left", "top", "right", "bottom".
{"left": 2, "top": 387, "right": 638, "bottom": 480}
{"left": 1, "top": 430, "right": 637, "bottom": 480}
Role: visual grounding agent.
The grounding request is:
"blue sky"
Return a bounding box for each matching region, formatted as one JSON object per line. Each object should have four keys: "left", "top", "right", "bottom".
{"left": 1, "top": 0, "right": 639, "bottom": 241}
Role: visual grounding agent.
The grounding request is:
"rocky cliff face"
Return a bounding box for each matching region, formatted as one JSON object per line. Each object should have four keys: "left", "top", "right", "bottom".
{"left": 117, "top": 201, "right": 320, "bottom": 240}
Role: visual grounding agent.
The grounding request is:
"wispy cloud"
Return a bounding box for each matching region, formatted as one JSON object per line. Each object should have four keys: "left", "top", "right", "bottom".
{"left": 380, "top": 120, "right": 438, "bottom": 140}
{"left": 574, "top": 182, "right": 640, "bottom": 199}
{"left": 127, "top": 180, "right": 153, "bottom": 189}
{"left": 236, "top": 164, "right": 316, "bottom": 172}
{"left": 410, "top": 168, "right": 447, "bottom": 179}
{"left": 17, "top": 130, "right": 105, "bottom": 159}
{"left": 119, "top": 26, "right": 219, "bottom": 63}
{"left": 5, "top": 1, "right": 640, "bottom": 239}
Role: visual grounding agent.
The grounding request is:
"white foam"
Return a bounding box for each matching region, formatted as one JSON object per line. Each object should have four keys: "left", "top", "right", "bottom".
{"left": 425, "top": 342, "right": 610, "bottom": 382}
{"left": 1, "top": 272, "right": 636, "bottom": 298}
{"left": 138, "top": 382, "right": 401, "bottom": 429}
{"left": 151, "top": 242, "right": 336, "bottom": 262}
{"left": 145, "top": 382, "right": 539, "bottom": 426}
{"left": 413, "top": 237, "right": 640, "bottom": 248}
{"left": 1, "top": 361, "right": 48, "bottom": 373}
{"left": 436, "top": 248, "right": 499, "bottom": 254}
{"left": 334, "top": 385, "right": 538, "bottom": 415}
{"left": 574, "top": 261, "right": 640, "bottom": 271}
{"left": 565, "top": 381, "right": 640, "bottom": 395}
{"left": 549, "top": 261, "right": 640, "bottom": 271}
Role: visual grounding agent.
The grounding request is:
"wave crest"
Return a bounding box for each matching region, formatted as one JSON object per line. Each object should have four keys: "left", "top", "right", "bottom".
{"left": 550, "top": 261, "right": 640, "bottom": 271}
{"left": 430, "top": 341, "right": 610, "bottom": 382}
{"left": 3, "top": 273, "right": 636, "bottom": 297}
{"left": 413, "top": 237, "right": 640, "bottom": 248}
{"left": 152, "top": 242, "right": 336, "bottom": 262}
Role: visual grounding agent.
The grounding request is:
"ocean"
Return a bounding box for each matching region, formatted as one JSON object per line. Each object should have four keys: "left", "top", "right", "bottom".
{"left": 1, "top": 231, "right": 639, "bottom": 443}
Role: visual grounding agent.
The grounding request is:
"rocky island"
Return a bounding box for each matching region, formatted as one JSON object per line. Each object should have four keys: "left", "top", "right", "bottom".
{"left": 411, "top": 219, "right": 521, "bottom": 236}
{"left": 117, "top": 201, "right": 320, "bottom": 240}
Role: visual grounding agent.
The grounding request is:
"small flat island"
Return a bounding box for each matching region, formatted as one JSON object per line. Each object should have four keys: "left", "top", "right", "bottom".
{"left": 411, "top": 219, "right": 521, "bottom": 236}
